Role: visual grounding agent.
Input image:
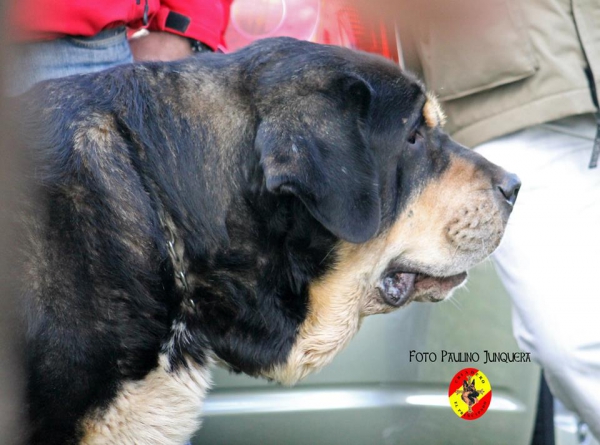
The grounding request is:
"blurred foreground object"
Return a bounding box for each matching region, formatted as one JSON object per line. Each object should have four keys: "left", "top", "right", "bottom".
{"left": 225, "top": 0, "right": 398, "bottom": 61}
{"left": 0, "top": 0, "right": 27, "bottom": 443}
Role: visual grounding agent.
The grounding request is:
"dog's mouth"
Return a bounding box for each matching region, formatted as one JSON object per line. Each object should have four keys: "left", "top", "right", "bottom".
{"left": 376, "top": 268, "right": 467, "bottom": 307}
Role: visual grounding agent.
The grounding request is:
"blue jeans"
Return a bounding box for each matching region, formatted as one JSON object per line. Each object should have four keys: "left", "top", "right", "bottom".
{"left": 8, "top": 26, "right": 133, "bottom": 96}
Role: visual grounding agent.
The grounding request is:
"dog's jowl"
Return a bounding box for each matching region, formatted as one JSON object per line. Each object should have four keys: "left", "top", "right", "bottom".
{"left": 20, "top": 37, "right": 520, "bottom": 444}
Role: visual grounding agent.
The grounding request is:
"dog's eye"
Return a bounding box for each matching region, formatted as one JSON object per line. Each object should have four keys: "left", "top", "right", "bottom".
{"left": 407, "top": 129, "right": 422, "bottom": 145}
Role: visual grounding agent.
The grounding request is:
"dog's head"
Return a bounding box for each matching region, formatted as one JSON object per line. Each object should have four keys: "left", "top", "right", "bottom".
{"left": 193, "top": 38, "right": 519, "bottom": 384}
{"left": 464, "top": 379, "right": 478, "bottom": 393}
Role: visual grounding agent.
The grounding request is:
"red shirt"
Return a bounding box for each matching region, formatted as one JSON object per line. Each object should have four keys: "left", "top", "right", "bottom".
{"left": 10, "top": 0, "right": 233, "bottom": 50}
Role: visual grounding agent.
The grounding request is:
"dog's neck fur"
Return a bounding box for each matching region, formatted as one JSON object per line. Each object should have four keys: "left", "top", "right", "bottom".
{"left": 114, "top": 59, "right": 338, "bottom": 378}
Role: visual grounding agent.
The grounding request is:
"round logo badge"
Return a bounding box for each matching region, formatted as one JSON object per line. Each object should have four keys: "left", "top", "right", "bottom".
{"left": 448, "top": 367, "right": 492, "bottom": 420}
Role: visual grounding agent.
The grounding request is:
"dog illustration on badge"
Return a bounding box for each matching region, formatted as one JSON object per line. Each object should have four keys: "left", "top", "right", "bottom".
{"left": 455, "top": 375, "right": 483, "bottom": 413}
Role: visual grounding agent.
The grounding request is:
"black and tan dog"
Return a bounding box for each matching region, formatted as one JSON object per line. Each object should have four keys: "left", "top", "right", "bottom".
{"left": 21, "top": 37, "right": 520, "bottom": 444}
{"left": 456, "top": 378, "right": 483, "bottom": 414}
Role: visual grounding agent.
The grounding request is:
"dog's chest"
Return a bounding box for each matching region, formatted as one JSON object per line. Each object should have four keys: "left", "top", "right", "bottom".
{"left": 81, "top": 355, "right": 212, "bottom": 445}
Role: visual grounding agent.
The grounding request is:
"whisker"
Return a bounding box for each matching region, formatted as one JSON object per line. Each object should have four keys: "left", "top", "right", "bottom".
{"left": 450, "top": 244, "right": 461, "bottom": 262}
{"left": 466, "top": 187, "right": 495, "bottom": 194}
{"left": 447, "top": 297, "right": 461, "bottom": 311}
{"left": 453, "top": 295, "right": 464, "bottom": 310}
{"left": 319, "top": 245, "right": 337, "bottom": 265}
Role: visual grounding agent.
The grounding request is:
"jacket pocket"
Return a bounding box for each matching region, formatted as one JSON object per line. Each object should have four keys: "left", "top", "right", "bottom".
{"left": 415, "top": 0, "right": 538, "bottom": 101}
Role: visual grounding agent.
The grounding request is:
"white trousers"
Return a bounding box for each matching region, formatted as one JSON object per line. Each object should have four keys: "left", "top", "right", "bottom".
{"left": 475, "top": 114, "right": 600, "bottom": 439}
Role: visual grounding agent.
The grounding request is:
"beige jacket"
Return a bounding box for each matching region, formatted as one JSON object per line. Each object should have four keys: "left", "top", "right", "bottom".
{"left": 398, "top": 0, "right": 600, "bottom": 148}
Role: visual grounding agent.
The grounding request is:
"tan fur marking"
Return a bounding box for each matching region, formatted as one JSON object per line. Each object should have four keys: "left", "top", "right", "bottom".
{"left": 266, "top": 155, "right": 505, "bottom": 385}
{"left": 81, "top": 356, "right": 212, "bottom": 445}
{"left": 72, "top": 114, "right": 115, "bottom": 159}
{"left": 423, "top": 92, "right": 447, "bottom": 128}
{"left": 263, "top": 244, "right": 375, "bottom": 385}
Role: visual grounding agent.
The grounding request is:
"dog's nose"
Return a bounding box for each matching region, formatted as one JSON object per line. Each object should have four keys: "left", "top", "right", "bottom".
{"left": 497, "top": 173, "right": 521, "bottom": 206}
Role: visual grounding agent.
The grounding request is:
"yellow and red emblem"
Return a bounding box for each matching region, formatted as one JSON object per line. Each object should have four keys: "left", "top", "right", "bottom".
{"left": 448, "top": 367, "right": 492, "bottom": 420}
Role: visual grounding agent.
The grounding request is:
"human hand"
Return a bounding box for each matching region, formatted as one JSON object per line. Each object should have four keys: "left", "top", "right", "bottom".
{"left": 129, "top": 31, "right": 193, "bottom": 62}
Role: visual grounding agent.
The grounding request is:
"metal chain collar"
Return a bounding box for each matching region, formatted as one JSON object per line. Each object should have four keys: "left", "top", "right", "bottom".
{"left": 155, "top": 203, "right": 195, "bottom": 308}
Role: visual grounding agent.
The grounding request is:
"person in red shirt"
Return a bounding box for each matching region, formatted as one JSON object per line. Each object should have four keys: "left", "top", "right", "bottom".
{"left": 8, "top": 0, "right": 233, "bottom": 94}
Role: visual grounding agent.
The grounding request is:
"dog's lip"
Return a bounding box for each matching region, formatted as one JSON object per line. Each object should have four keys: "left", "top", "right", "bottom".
{"left": 413, "top": 272, "right": 468, "bottom": 299}
{"left": 376, "top": 268, "right": 467, "bottom": 307}
{"left": 376, "top": 271, "right": 416, "bottom": 307}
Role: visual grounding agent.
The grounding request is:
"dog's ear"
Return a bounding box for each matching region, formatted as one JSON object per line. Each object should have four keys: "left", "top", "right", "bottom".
{"left": 472, "top": 379, "right": 476, "bottom": 387}
{"left": 256, "top": 74, "right": 380, "bottom": 244}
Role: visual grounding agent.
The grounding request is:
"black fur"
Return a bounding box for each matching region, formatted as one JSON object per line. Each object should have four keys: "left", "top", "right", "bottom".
{"left": 21, "top": 37, "right": 453, "bottom": 444}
